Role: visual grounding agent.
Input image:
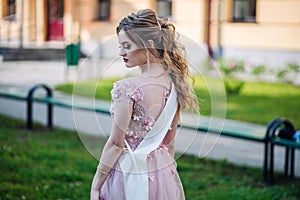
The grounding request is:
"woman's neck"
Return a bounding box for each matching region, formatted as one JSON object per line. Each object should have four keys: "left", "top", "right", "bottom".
{"left": 140, "top": 62, "right": 164, "bottom": 77}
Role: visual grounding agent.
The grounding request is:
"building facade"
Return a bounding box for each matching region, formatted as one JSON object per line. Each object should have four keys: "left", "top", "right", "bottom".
{"left": 0, "top": 0, "right": 299, "bottom": 67}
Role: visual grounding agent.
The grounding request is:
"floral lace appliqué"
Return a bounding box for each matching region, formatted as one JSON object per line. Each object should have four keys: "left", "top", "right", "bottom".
{"left": 110, "top": 82, "right": 121, "bottom": 100}
{"left": 143, "top": 118, "right": 154, "bottom": 131}
{"left": 110, "top": 80, "right": 171, "bottom": 151}
{"left": 127, "top": 88, "right": 143, "bottom": 102}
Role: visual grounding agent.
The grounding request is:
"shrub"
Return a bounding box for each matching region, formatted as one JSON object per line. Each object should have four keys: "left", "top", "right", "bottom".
{"left": 251, "top": 64, "right": 266, "bottom": 76}
{"left": 276, "top": 62, "right": 300, "bottom": 84}
{"left": 217, "top": 58, "right": 245, "bottom": 95}
{"left": 218, "top": 58, "right": 245, "bottom": 77}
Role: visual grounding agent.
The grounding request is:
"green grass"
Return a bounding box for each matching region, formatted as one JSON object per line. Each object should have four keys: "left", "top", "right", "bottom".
{"left": 56, "top": 77, "right": 300, "bottom": 128}
{"left": 219, "top": 80, "right": 300, "bottom": 127}
{"left": 0, "top": 116, "right": 100, "bottom": 199}
{"left": 55, "top": 78, "right": 118, "bottom": 101}
{"left": 1, "top": 115, "right": 299, "bottom": 199}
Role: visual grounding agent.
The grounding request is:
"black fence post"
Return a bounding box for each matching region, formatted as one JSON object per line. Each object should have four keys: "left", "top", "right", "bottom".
{"left": 264, "top": 118, "right": 282, "bottom": 184}
{"left": 26, "top": 84, "right": 53, "bottom": 130}
{"left": 267, "top": 118, "right": 295, "bottom": 184}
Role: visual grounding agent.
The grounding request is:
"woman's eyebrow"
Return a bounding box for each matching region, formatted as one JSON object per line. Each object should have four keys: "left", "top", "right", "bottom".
{"left": 118, "top": 41, "right": 128, "bottom": 46}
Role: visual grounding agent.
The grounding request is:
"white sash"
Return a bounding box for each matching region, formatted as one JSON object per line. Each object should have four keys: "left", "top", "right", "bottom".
{"left": 118, "top": 84, "right": 177, "bottom": 200}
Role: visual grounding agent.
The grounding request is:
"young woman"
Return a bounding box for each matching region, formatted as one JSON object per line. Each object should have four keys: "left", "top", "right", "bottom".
{"left": 90, "top": 9, "right": 198, "bottom": 200}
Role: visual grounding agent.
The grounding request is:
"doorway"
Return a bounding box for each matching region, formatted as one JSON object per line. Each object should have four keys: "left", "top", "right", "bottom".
{"left": 47, "top": 0, "right": 64, "bottom": 41}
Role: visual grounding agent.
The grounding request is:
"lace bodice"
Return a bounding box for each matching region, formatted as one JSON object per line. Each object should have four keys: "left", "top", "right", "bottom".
{"left": 110, "top": 78, "right": 171, "bottom": 151}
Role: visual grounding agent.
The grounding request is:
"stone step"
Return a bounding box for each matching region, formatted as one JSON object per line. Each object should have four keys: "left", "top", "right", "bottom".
{"left": 0, "top": 47, "right": 86, "bottom": 61}
{"left": 0, "top": 47, "right": 65, "bottom": 61}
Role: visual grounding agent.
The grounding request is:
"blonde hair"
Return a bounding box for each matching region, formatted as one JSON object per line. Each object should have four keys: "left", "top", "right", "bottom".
{"left": 117, "top": 9, "right": 199, "bottom": 112}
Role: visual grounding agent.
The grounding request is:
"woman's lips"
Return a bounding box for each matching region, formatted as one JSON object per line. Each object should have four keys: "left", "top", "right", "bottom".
{"left": 123, "top": 58, "right": 128, "bottom": 63}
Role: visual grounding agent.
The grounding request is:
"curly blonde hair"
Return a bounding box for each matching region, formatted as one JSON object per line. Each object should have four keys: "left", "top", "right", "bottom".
{"left": 116, "top": 9, "right": 199, "bottom": 112}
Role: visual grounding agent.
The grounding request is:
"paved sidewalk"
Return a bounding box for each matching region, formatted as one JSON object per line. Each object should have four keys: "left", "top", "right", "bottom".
{"left": 0, "top": 58, "right": 137, "bottom": 86}
{"left": 0, "top": 60, "right": 299, "bottom": 177}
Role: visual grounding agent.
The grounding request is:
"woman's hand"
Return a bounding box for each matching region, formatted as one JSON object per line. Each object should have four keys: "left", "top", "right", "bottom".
{"left": 90, "top": 176, "right": 100, "bottom": 200}
{"left": 89, "top": 138, "right": 125, "bottom": 200}
{"left": 90, "top": 187, "right": 100, "bottom": 200}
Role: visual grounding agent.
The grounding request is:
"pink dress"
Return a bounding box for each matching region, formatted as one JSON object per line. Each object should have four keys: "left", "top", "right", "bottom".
{"left": 100, "top": 77, "right": 185, "bottom": 200}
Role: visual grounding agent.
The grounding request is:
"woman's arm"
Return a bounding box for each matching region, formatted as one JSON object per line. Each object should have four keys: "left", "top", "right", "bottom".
{"left": 162, "top": 109, "right": 179, "bottom": 157}
{"left": 90, "top": 138, "right": 123, "bottom": 200}
{"left": 90, "top": 100, "right": 133, "bottom": 200}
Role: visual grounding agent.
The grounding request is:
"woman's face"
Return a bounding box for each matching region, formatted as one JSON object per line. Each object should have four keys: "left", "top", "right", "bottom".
{"left": 118, "top": 30, "right": 147, "bottom": 68}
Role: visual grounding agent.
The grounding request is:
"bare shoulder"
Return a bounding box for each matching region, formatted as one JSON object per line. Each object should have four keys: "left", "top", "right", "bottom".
{"left": 116, "top": 76, "right": 170, "bottom": 93}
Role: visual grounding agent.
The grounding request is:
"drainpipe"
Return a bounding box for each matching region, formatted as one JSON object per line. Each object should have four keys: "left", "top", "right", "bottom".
{"left": 19, "top": 0, "right": 24, "bottom": 49}
{"left": 217, "top": 0, "right": 223, "bottom": 58}
{"left": 205, "top": 0, "right": 213, "bottom": 58}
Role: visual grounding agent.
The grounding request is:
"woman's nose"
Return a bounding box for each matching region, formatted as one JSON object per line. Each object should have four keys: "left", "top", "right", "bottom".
{"left": 119, "top": 48, "right": 126, "bottom": 57}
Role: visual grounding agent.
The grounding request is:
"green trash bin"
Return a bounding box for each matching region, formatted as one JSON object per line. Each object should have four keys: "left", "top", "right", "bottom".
{"left": 65, "top": 43, "right": 79, "bottom": 66}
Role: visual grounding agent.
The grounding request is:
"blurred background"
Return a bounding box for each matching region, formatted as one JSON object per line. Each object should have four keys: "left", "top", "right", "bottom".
{"left": 0, "top": 0, "right": 299, "bottom": 70}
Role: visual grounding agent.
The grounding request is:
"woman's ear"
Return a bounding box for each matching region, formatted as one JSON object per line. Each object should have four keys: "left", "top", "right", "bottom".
{"left": 147, "top": 39, "right": 160, "bottom": 59}
{"left": 147, "top": 39, "right": 155, "bottom": 48}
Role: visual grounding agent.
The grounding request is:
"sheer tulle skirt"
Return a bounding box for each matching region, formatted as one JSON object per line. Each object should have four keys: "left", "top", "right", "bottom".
{"left": 100, "top": 147, "right": 185, "bottom": 200}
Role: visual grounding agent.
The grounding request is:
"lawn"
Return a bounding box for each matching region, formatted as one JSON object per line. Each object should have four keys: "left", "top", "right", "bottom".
{"left": 1, "top": 115, "right": 299, "bottom": 199}
{"left": 55, "top": 76, "right": 300, "bottom": 129}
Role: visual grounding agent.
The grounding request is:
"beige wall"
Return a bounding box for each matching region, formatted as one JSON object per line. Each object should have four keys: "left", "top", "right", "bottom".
{"left": 35, "top": 0, "right": 46, "bottom": 43}
{"left": 75, "top": 0, "right": 152, "bottom": 41}
{"left": 173, "top": 0, "right": 206, "bottom": 44}
{"left": 0, "top": 0, "right": 6, "bottom": 18}
{"left": 209, "top": 0, "right": 300, "bottom": 50}
{"left": 258, "top": 0, "right": 300, "bottom": 23}
{"left": 1, "top": 0, "right": 300, "bottom": 52}
{"left": 222, "top": 23, "right": 300, "bottom": 50}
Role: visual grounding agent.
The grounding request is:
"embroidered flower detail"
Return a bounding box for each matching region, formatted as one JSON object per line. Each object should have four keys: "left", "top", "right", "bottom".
{"left": 110, "top": 83, "right": 121, "bottom": 100}
{"left": 128, "top": 88, "right": 143, "bottom": 102}
{"left": 162, "top": 87, "right": 171, "bottom": 106}
{"left": 127, "top": 130, "right": 134, "bottom": 136}
{"left": 144, "top": 118, "right": 154, "bottom": 131}
{"left": 148, "top": 174, "right": 155, "bottom": 182}
{"left": 132, "top": 107, "right": 144, "bottom": 121}
{"left": 110, "top": 107, "right": 114, "bottom": 117}
{"left": 133, "top": 114, "right": 142, "bottom": 121}
{"left": 171, "top": 169, "right": 175, "bottom": 176}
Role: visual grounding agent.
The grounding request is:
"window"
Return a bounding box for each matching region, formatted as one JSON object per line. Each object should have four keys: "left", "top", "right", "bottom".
{"left": 5, "top": 0, "right": 16, "bottom": 20}
{"left": 232, "top": 0, "right": 256, "bottom": 22}
{"left": 7, "top": 0, "right": 16, "bottom": 16}
{"left": 157, "top": 0, "right": 172, "bottom": 19}
{"left": 97, "top": 0, "right": 110, "bottom": 21}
